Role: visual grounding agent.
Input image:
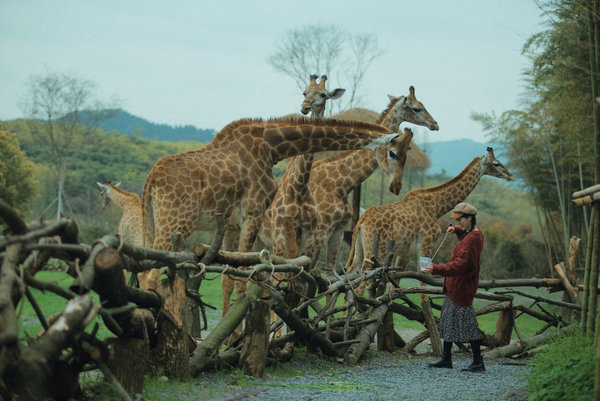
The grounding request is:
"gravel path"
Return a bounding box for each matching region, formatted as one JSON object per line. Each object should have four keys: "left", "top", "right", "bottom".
{"left": 148, "top": 349, "right": 530, "bottom": 401}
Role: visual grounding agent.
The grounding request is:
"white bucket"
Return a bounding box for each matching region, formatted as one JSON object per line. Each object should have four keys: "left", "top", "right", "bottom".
{"left": 419, "top": 256, "right": 432, "bottom": 271}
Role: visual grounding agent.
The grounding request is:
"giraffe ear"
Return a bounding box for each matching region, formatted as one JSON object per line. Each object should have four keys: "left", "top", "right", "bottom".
{"left": 115, "top": 182, "right": 122, "bottom": 188}
{"left": 328, "top": 88, "right": 346, "bottom": 99}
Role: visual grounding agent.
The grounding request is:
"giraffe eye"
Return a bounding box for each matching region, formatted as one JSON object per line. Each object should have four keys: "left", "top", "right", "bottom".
{"left": 320, "top": 93, "right": 327, "bottom": 98}
{"left": 412, "top": 107, "right": 422, "bottom": 113}
{"left": 303, "top": 92, "right": 306, "bottom": 97}
{"left": 389, "top": 150, "right": 397, "bottom": 160}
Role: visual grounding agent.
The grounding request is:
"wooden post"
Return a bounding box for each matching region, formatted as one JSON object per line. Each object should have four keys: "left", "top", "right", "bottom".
{"left": 152, "top": 277, "right": 190, "bottom": 380}
{"left": 377, "top": 240, "right": 397, "bottom": 352}
{"left": 239, "top": 296, "right": 270, "bottom": 377}
{"left": 421, "top": 297, "right": 442, "bottom": 356}
{"left": 376, "top": 310, "right": 396, "bottom": 352}
{"left": 494, "top": 305, "right": 515, "bottom": 347}
{"left": 107, "top": 338, "right": 149, "bottom": 393}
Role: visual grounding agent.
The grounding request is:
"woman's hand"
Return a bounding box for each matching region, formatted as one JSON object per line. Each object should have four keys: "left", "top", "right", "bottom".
{"left": 422, "top": 266, "right": 433, "bottom": 274}
{"left": 446, "top": 225, "right": 455, "bottom": 235}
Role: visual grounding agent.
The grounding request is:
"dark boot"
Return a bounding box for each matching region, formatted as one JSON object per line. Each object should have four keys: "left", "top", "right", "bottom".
{"left": 462, "top": 340, "right": 486, "bottom": 372}
{"left": 428, "top": 341, "right": 453, "bottom": 368}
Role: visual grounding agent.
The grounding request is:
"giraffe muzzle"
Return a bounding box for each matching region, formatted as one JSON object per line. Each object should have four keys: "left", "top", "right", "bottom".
{"left": 389, "top": 180, "right": 402, "bottom": 196}
{"left": 301, "top": 102, "right": 311, "bottom": 115}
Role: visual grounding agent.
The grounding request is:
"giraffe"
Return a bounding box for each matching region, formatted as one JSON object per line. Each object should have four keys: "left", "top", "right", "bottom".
{"left": 140, "top": 117, "right": 400, "bottom": 291}
{"left": 299, "top": 86, "right": 440, "bottom": 272}
{"left": 97, "top": 182, "right": 143, "bottom": 247}
{"left": 257, "top": 75, "right": 344, "bottom": 259}
{"left": 252, "top": 75, "right": 345, "bottom": 335}
{"left": 346, "top": 147, "right": 514, "bottom": 291}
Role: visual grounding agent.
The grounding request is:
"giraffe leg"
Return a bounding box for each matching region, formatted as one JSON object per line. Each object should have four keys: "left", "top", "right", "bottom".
{"left": 303, "top": 224, "right": 331, "bottom": 272}
{"left": 221, "top": 275, "right": 234, "bottom": 317}
{"left": 326, "top": 222, "right": 346, "bottom": 273}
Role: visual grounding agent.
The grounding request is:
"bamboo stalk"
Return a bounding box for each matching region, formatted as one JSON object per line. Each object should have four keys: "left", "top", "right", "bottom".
{"left": 588, "top": 205, "right": 600, "bottom": 336}
{"left": 582, "top": 206, "right": 596, "bottom": 333}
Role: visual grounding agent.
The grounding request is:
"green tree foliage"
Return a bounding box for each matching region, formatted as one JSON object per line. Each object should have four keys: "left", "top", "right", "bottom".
{"left": 0, "top": 125, "right": 37, "bottom": 219}
{"left": 471, "top": 0, "right": 596, "bottom": 266}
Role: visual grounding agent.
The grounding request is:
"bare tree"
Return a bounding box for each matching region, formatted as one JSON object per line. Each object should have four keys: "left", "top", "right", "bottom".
{"left": 19, "top": 71, "right": 117, "bottom": 219}
{"left": 344, "top": 33, "right": 384, "bottom": 109}
{"left": 268, "top": 24, "right": 383, "bottom": 114}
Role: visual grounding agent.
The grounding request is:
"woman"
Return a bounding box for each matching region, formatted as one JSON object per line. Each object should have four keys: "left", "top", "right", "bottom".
{"left": 422, "top": 202, "right": 485, "bottom": 372}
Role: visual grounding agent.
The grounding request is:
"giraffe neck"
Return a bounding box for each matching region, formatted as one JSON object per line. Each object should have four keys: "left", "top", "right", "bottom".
{"left": 108, "top": 186, "right": 140, "bottom": 210}
{"left": 377, "top": 99, "right": 405, "bottom": 132}
{"left": 310, "top": 98, "right": 407, "bottom": 194}
{"left": 310, "top": 105, "right": 407, "bottom": 197}
{"left": 212, "top": 118, "right": 393, "bottom": 162}
{"left": 412, "top": 157, "right": 484, "bottom": 217}
{"left": 281, "top": 153, "right": 315, "bottom": 203}
{"left": 313, "top": 150, "right": 380, "bottom": 196}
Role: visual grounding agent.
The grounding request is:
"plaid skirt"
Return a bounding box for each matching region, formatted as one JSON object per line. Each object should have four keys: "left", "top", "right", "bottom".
{"left": 439, "top": 297, "right": 481, "bottom": 342}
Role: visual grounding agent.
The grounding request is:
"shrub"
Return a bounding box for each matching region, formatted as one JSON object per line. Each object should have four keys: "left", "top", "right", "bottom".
{"left": 527, "top": 327, "right": 595, "bottom": 401}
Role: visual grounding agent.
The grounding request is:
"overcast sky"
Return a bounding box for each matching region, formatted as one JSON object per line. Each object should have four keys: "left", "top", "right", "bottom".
{"left": 0, "top": 1, "right": 545, "bottom": 143}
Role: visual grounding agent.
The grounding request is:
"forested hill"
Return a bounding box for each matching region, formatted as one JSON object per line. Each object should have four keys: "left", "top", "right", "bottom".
{"left": 97, "top": 109, "right": 215, "bottom": 142}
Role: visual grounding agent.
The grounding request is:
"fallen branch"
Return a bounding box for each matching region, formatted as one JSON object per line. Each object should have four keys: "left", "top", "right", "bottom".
{"left": 484, "top": 328, "right": 562, "bottom": 359}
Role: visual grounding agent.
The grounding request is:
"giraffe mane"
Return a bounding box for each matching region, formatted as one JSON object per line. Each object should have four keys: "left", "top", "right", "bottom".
{"left": 376, "top": 97, "right": 402, "bottom": 125}
{"left": 214, "top": 116, "right": 391, "bottom": 141}
{"left": 105, "top": 183, "right": 141, "bottom": 203}
{"left": 403, "top": 156, "right": 483, "bottom": 198}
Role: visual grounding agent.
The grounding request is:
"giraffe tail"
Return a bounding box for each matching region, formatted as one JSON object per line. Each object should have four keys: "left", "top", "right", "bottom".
{"left": 141, "top": 176, "right": 155, "bottom": 248}
{"left": 345, "top": 216, "right": 364, "bottom": 273}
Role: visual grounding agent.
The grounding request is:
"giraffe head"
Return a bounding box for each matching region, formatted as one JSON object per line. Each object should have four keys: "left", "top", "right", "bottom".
{"left": 301, "top": 74, "right": 345, "bottom": 117}
{"left": 481, "top": 147, "right": 514, "bottom": 181}
{"left": 385, "top": 86, "right": 439, "bottom": 131}
{"left": 375, "top": 127, "right": 414, "bottom": 195}
{"left": 97, "top": 181, "right": 121, "bottom": 209}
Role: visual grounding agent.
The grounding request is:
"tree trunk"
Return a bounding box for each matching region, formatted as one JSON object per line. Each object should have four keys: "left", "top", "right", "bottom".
{"left": 494, "top": 307, "right": 515, "bottom": 347}
{"left": 345, "top": 304, "right": 388, "bottom": 365}
{"left": 107, "top": 338, "right": 149, "bottom": 394}
{"left": 376, "top": 311, "right": 396, "bottom": 352}
{"left": 190, "top": 283, "right": 264, "bottom": 375}
{"left": 56, "top": 170, "right": 65, "bottom": 220}
{"left": 152, "top": 276, "right": 190, "bottom": 380}
{"left": 240, "top": 297, "right": 270, "bottom": 377}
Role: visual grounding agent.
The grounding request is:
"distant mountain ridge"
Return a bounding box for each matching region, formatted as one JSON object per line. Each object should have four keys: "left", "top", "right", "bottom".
{"left": 97, "top": 109, "right": 215, "bottom": 142}
{"left": 422, "top": 138, "right": 505, "bottom": 177}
